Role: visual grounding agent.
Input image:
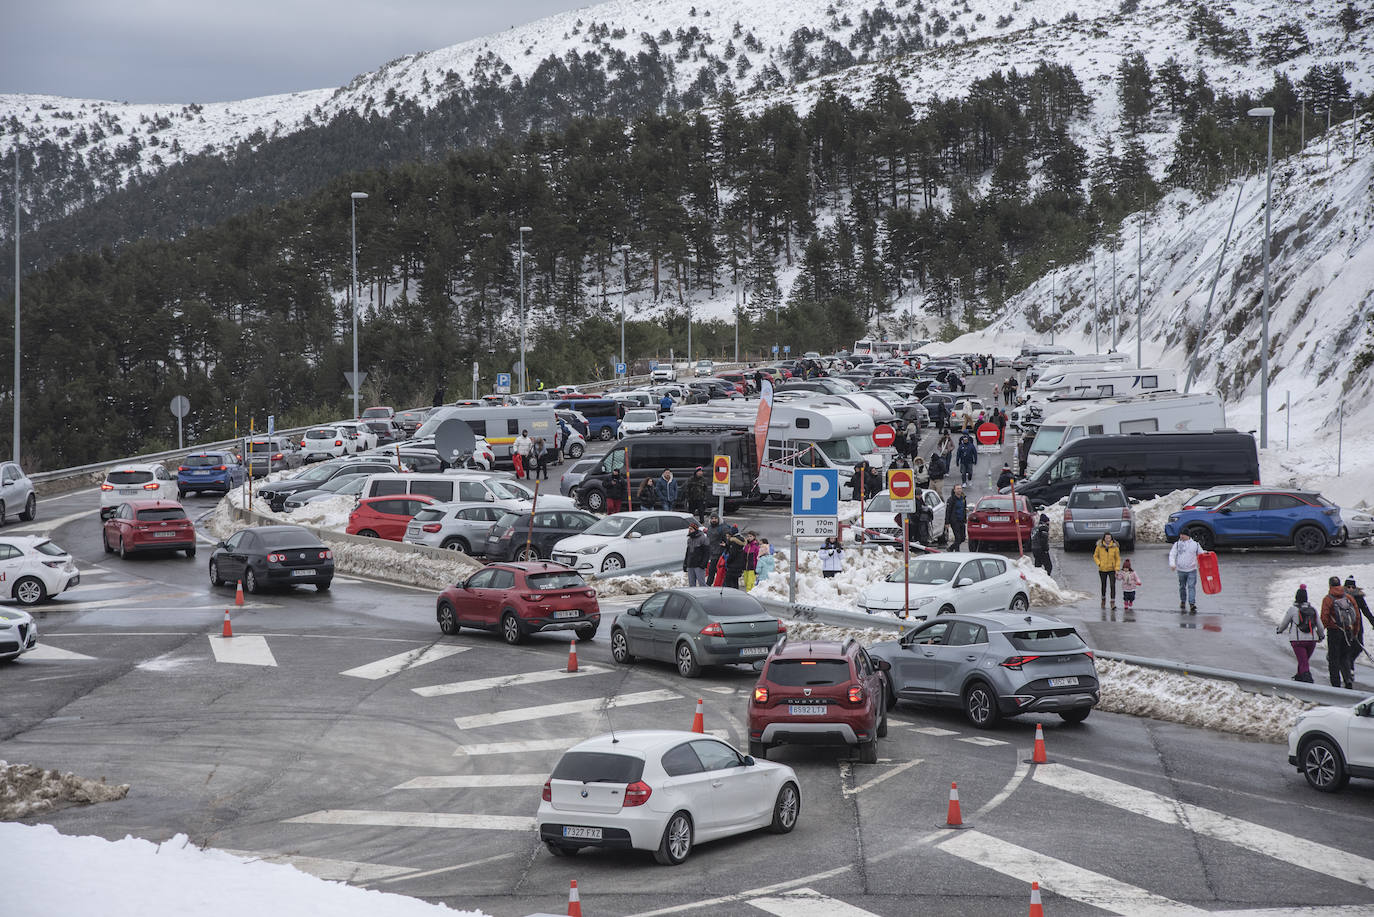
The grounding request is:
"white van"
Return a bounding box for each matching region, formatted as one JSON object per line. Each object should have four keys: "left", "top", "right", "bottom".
{"left": 414, "top": 405, "right": 556, "bottom": 463}
{"left": 1025, "top": 393, "right": 1227, "bottom": 474}
{"left": 361, "top": 472, "right": 576, "bottom": 509}
{"left": 1013, "top": 367, "right": 1178, "bottom": 425}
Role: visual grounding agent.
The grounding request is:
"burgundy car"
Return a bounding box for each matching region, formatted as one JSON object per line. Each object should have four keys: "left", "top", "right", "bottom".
{"left": 435, "top": 561, "right": 600, "bottom": 645}
{"left": 103, "top": 500, "right": 197, "bottom": 558}
{"left": 967, "top": 494, "right": 1034, "bottom": 550}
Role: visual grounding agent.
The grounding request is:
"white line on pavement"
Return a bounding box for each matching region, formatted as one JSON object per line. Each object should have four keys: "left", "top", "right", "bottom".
{"left": 6, "top": 509, "right": 92, "bottom": 535}
{"left": 22, "top": 645, "right": 96, "bottom": 661}
{"left": 843, "top": 759, "right": 921, "bottom": 798}
{"left": 909, "top": 726, "right": 959, "bottom": 736}
{"left": 454, "top": 738, "right": 579, "bottom": 757}
{"left": 957, "top": 736, "right": 1008, "bottom": 747}
{"left": 414, "top": 664, "right": 607, "bottom": 697}
{"left": 340, "top": 644, "right": 469, "bottom": 680}
{"left": 453, "top": 688, "right": 680, "bottom": 729}
{"left": 208, "top": 635, "right": 277, "bottom": 666}
{"left": 625, "top": 866, "right": 855, "bottom": 917}
{"left": 283, "top": 810, "right": 536, "bottom": 831}
{"left": 371, "top": 852, "right": 517, "bottom": 885}
{"left": 393, "top": 774, "right": 549, "bottom": 789}
{"left": 748, "top": 888, "right": 883, "bottom": 917}
{"left": 219, "top": 850, "right": 416, "bottom": 883}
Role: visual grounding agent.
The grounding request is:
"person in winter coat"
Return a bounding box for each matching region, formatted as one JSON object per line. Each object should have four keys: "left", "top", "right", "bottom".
{"left": 636, "top": 476, "right": 657, "bottom": 511}
{"left": 1275, "top": 584, "right": 1324, "bottom": 682}
{"left": 1345, "top": 575, "right": 1374, "bottom": 631}
{"left": 1093, "top": 533, "right": 1122, "bottom": 610}
{"left": 512, "top": 430, "right": 533, "bottom": 478}
{"left": 684, "top": 467, "right": 711, "bottom": 522}
{"left": 850, "top": 463, "right": 873, "bottom": 502}
{"left": 1031, "top": 513, "right": 1053, "bottom": 575}
{"left": 724, "top": 526, "right": 748, "bottom": 588}
{"left": 955, "top": 434, "right": 979, "bottom": 484}
{"left": 742, "top": 532, "right": 761, "bottom": 591}
{"left": 927, "top": 451, "right": 947, "bottom": 490}
{"left": 937, "top": 431, "right": 954, "bottom": 464}
{"left": 530, "top": 437, "right": 549, "bottom": 480}
{"left": 653, "top": 469, "right": 678, "bottom": 511}
{"left": 903, "top": 421, "right": 920, "bottom": 457}
{"left": 933, "top": 400, "right": 950, "bottom": 433}
{"left": 819, "top": 537, "right": 843, "bottom": 578}
{"left": 659, "top": 393, "right": 674, "bottom": 414}
{"left": 993, "top": 408, "right": 1007, "bottom": 444}
{"left": 1169, "top": 530, "right": 1203, "bottom": 614}
{"left": 1321, "top": 576, "right": 1364, "bottom": 689}
{"left": 683, "top": 523, "right": 711, "bottom": 587}
{"left": 705, "top": 514, "right": 727, "bottom": 582}
{"left": 912, "top": 456, "right": 931, "bottom": 488}
{"left": 996, "top": 464, "right": 1014, "bottom": 489}
{"left": 946, "top": 484, "right": 968, "bottom": 551}
{"left": 1017, "top": 435, "right": 1032, "bottom": 478}
{"left": 755, "top": 539, "right": 776, "bottom": 581}
{"left": 606, "top": 468, "right": 625, "bottom": 514}
{"left": 1117, "top": 558, "right": 1142, "bottom": 612}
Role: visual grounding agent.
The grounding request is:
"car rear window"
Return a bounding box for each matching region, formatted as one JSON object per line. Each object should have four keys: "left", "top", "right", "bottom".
{"left": 1069, "top": 490, "right": 1125, "bottom": 509}
{"left": 1006, "top": 628, "right": 1087, "bottom": 652}
{"left": 305, "top": 429, "right": 334, "bottom": 439}
{"left": 108, "top": 471, "right": 153, "bottom": 484}
{"left": 491, "top": 513, "right": 520, "bottom": 534}
{"left": 137, "top": 508, "right": 186, "bottom": 521}
{"left": 527, "top": 571, "right": 587, "bottom": 590}
{"left": 699, "top": 594, "right": 767, "bottom": 617}
{"left": 182, "top": 454, "right": 224, "bottom": 467}
{"left": 766, "top": 659, "right": 851, "bottom": 686}
{"left": 33, "top": 540, "right": 67, "bottom": 557}
{"left": 551, "top": 752, "right": 644, "bottom": 784}
{"left": 247, "top": 441, "right": 277, "bottom": 453}
{"left": 255, "top": 529, "right": 323, "bottom": 549}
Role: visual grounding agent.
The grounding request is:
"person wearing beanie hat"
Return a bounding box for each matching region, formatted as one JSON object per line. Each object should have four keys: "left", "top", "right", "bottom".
{"left": 1030, "top": 512, "right": 1053, "bottom": 576}
{"left": 1320, "top": 575, "right": 1363, "bottom": 689}
{"left": 1344, "top": 576, "right": 1374, "bottom": 629}
{"left": 996, "top": 464, "right": 1014, "bottom": 489}
{"left": 1275, "top": 584, "right": 1323, "bottom": 682}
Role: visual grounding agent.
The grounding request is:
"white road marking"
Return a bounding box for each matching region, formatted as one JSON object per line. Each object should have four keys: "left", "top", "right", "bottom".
{"left": 843, "top": 759, "right": 921, "bottom": 798}
{"left": 371, "top": 852, "right": 517, "bottom": 885}
{"left": 284, "top": 810, "right": 536, "bottom": 831}
{"left": 749, "top": 888, "right": 883, "bottom": 917}
{"left": 625, "top": 866, "right": 855, "bottom": 917}
{"left": 1034, "top": 764, "right": 1374, "bottom": 892}
{"left": 22, "top": 644, "right": 96, "bottom": 661}
{"left": 414, "top": 663, "right": 607, "bottom": 696}
{"left": 208, "top": 635, "right": 277, "bottom": 666}
{"left": 909, "top": 726, "right": 959, "bottom": 736}
{"left": 6, "top": 509, "right": 91, "bottom": 534}
{"left": 219, "top": 850, "right": 416, "bottom": 883}
{"left": 393, "top": 774, "right": 549, "bottom": 789}
{"left": 340, "top": 644, "right": 469, "bottom": 680}
{"left": 455, "top": 738, "right": 578, "bottom": 757}
{"left": 957, "top": 736, "right": 1008, "bottom": 747}
{"left": 937, "top": 830, "right": 1209, "bottom": 915}
{"left": 453, "top": 688, "right": 680, "bottom": 729}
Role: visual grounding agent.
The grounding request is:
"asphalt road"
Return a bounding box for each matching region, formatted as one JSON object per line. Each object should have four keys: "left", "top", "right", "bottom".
{"left": 3, "top": 483, "right": 1374, "bottom": 916}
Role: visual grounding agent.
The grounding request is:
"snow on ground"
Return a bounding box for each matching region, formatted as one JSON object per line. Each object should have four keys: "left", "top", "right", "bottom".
{"left": 0, "top": 762, "right": 128, "bottom": 820}
{"left": 593, "top": 570, "right": 686, "bottom": 598}
{"left": 6, "top": 823, "right": 488, "bottom": 917}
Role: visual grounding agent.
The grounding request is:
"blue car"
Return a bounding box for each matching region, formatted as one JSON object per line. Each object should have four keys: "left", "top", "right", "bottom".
{"left": 1164, "top": 488, "right": 1341, "bottom": 555}
{"left": 177, "top": 451, "right": 246, "bottom": 497}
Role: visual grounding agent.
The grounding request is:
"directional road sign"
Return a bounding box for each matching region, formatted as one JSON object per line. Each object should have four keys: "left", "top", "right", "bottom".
{"left": 772, "top": 345, "right": 779, "bottom": 354}
{"left": 783, "top": 345, "right": 791, "bottom": 354}
{"left": 888, "top": 467, "right": 917, "bottom": 513}
{"left": 712, "top": 454, "right": 731, "bottom": 497}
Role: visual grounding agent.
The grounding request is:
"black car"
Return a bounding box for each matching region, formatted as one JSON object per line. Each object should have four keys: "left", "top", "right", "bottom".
{"left": 208, "top": 525, "right": 334, "bottom": 593}
{"left": 256, "top": 460, "right": 399, "bottom": 512}
{"left": 483, "top": 509, "right": 598, "bottom": 561}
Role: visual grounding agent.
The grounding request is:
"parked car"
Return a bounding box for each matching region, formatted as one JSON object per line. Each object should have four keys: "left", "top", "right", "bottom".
{"left": 0, "top": 462, "right": 37, "bottom": 524}
{"left": 694, "top": 360, "right": 715, "bottom": 377}
{"left": 1287, "top": 697, "right": 1374, "bottom": 792}
{"left": 867, "top": 611, "right": 1099, "bottom": 727}
{"left": 347, "top": 494, "right": 436, "bottom": 541}
{"left": 176, "top": 451, "right": 246, "bottom": 498}
{"left": 650, "top": 365, "right": 678, "bottom": 382}
{"left": 363, "top": 418, "right": 402, "bottom": 446}
{"left": 435, "top": 561, "right": 599, "bottom": 644}
{"left": 967, "top": 494, "right": 1034, "bottom": 551}
{"left": 1336, "top": 508, "right": 1374, "bottom": 546}
{"left": 949, "top": 397, "right": 990, "bottom": 428}
{"left": 256, "top": 460, "right": 398, "bottom": 512}
{"left": 102, "top": 500, "right": 196, "bottom": 558}
{"left": 300, "top": 426, "right": 352, "bottom": 462}
{"left": 395, "top": 409, "right": 429, "bottom": 436}
{"left": 610, "top": 587, "right": 786, "bottom": 678}
{"left": 100, "top": 463, "right": 177, "bottom": 518}
{"left": 1164, "top": 488, "right": 1342, "bottom": 554}
{"left": 1062, "top": 483, "right": 1136, "bottom": 551}
{"left": 208, "top": 525, "right": 333, "bottom": 593}
{"left": 856, "top": 553, "right": 1029, "bottom": 619}
{"left": 281, "top": 472, "right": 372, "bottom": 511}
{"left": 337, "top": 421, "right": 377, "bottom": 453}
{"left": 245, "top": 437, "right": 303, "bottom": 475}
{"left": 748, "top": 637, "right": 890, "bottom": 764}
{"left": 361, "top": 405, "right": 395, "bottom": 420}
{"left": 560, "top": 457, "right": 600, "bottom": 499}
{"left": 0, "top": 536, "right": 79, "bottom": 606}
{"left": 482, "top": 509, "right": 598, "bottom": 561}
{"left": 619, "top": 409, "right": 661, "bottom": 436}
{"left": 403, "top": 502, "right": 510, "bottom": 554}
{"left": 552, "top": 511, "right": 694, "bottom": 575}
{"left": 0, "top": 605, "right": 38, "bottom": 660}
{"left": 861, "top": 489, "right": 946, "bottom": 544}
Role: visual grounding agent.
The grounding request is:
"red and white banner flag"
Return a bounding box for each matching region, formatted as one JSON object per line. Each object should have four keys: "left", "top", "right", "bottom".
{"left": 753, "top": 377, "right": 774, "bottom": 468}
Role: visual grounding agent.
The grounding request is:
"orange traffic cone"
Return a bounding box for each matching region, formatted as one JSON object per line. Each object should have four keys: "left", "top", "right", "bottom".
{"left": 222, "top": 609, "right": 233, "bottom": 638}
{"left": 690, "top": 698, "right": 705, "bottom": 734}
{"left": 566, "top": 637, "right": 579, "bottom": 674}
{"left": 1028, "top": 880, "right": 1044, "bottom": 917}
{"left": 1032, "top": 723, "right": 1048, "bottom": 765}
{"left": 567, "top": 879, "right": 582, "bottom": 917}
{"left": 943, "top": 781, "right": 967, "bottom": 828}
{"left": 235, "top": 580, "right": 245, "bottom": 606}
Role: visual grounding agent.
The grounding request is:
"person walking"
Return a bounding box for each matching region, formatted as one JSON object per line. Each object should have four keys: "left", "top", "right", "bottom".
{"left": 683, "top": 522, "right": 710, "bottom": 587}
{"left": 636, "top": 475, "right": 656, "bottom": 512}
{"left": 947, "top": 484, "right": 968, "bottom": 551}
{"left": 1031, "top": 513, "right": 1053, "bottom": 575}
{"left": 724, "top": 526, "right": 748, "bottom": 589}
{"left": 933, "top": 400, "right": 949, "bottom": 434}
{"left": 819, "top": 537, "right": 844, "bottom": 578}
{"left": 1168, "top": 530, "right": 1203, "bottom": 614}
{"left": 1118, "top": 558, "right": 1141, "bottom": 613}
{"left": 684, "top": 467, "right": 711, "bottom": 523}
{"left": 1017, "top": 435, "right": 1032, "bottom": 478}
{"left": 927, "top": 451, "right": 946, "bottom": 492}
{"left": 1275, "top": 585, "right": 1323, "bottom": 682}
{"left": 659, "top": 392, "right": 674, "bottom": 414}
{"left": 652, "top": 470, "right": 677, "bottom": 511}
{"left": 994, "top": 407, "right": 1007, "bottom": 444}
{"left": 912, "top": 455, "right": 930, "bottom": 489}
{"left": 606, "top": 467, "right": 625, "bottom": 514}
{"left": 531, "top": 436, "right": 549, "bottom": 480}
{"left": 1093, "top": 533, "right": 1121, "bottom": 610}
{"left": 705, "top": 513, "right": 727, "bottom": 583}
{"left": 1321, "top": 576, "right": 1363, "bottom": 689}
{"left": 742, "top": 533, "right": 761, "bottom": 591}
{"left": 955, "top": 433, "right": 978, "bottom": 485}
{"left": 512, "top": 429, "right": 532, "bottom": 479}
{"left": 937, "top": 431, "right": 954, "bottom": 466}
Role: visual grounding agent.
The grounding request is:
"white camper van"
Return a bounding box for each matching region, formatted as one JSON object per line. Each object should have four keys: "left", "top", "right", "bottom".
{"left": 1036, "top": 352, "right": 1134, "bottom": 370}
{"left": 1025, "top": 392, "right": 1227, "bottom": 474}
{"left": 1012, "top": 367, "right": 1178, "bottom": 426}
{"left": 414, "top": 405, "right": 556, "bottom": 464}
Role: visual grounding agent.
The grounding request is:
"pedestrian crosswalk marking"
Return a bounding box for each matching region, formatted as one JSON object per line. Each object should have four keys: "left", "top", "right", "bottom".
{"left": 453, "top": 689, "right": 680, "bottom": 729}
{"left": 1034, "top": 763, "right": 1374, "bottom": 892}
{"left": 957, "top": 736, "right": 1008, "bottom": 747}
{"left": 340, "top": 644, "right": 468, "bottom": 680}
{"left": 842, "top": 759, "right": 921, "bottom": 797}
{"left": 284, "top": 809, "right": 535, "bottom": 831}
{"left": 23, "top": 644, "right": 96, "bottom": 662}
{"left": 208, "top": 635, "right": 277, "bottom": 667}
{"left": 393, "top": 774, "right": 548, "bottom": 789}
{"left": 413, "top": 663, "right": 607, "bottom": 697}
{"left": 749, "top": 888, "right": 883, "bottom": 917}
{"left": 455, "top": 738, "right": 579, "bottom": 757}
{"left": 910, "top": 726, "right": 960, "bottom": 736}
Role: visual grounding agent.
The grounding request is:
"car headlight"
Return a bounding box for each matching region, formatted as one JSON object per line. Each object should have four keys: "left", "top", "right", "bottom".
{"left": 579, "top": 545, "right": 604, "bottom": 555}
{"left": 913, "top": 596, "right": 934, "bottom": 607}
{"left": 1167, "top": 513, "right": 1179, "bottom": 522}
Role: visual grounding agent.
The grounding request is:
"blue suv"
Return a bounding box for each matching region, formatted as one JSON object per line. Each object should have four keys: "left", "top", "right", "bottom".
{"left": 1164, "top": 489, "right": 1341, "bottom": 555}
{"left": 177, "top": 451, "right": 246, "bottom": 498}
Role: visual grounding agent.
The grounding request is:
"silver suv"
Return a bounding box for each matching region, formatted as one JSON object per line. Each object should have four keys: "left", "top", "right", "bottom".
{"left": 1063, "top": 483, "right": 1136, "bottom": 551}
{"left": 866, "top": 612, "right": 1099, "bottom": 727}
{"left": 0, "top": 462, "right": 36, "bottom": 524}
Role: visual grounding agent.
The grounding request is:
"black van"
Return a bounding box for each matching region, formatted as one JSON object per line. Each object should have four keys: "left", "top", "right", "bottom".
{"left": 1011, "top": 431, "right": 1260, "bottom": 506}
{"left": 576, "top": 431, "right": 756, "bottom": 513}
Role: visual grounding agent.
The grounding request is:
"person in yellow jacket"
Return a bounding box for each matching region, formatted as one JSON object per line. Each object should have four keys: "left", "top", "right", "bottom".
{"left": 1093, "top": 533, "right": 1122, "bottom": 610}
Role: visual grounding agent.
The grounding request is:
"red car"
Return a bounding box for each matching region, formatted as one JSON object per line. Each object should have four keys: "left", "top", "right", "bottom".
{"left": 435, "top": 561, "right": 600, "bottom": 645}
{"left": 102, "top": 500, "right": 197, "bottom": 558}
{"left": 347, "top": 494, "right": 435, "bottom": 541}
{"left": 968, "top": 494, "right": 1034, "bottom": 550}
{"left": 748, "top": 636, "right": 890, "bottom": 763}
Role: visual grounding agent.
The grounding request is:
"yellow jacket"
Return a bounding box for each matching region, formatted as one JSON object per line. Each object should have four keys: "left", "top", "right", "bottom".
{"left": 1093, "top": 540, "right": 1121, "bottom": 572}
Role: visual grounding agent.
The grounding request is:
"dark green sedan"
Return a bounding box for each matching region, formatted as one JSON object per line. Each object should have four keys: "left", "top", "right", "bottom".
{"left": 609, "top": 587, "right": 786, "bottom": 678}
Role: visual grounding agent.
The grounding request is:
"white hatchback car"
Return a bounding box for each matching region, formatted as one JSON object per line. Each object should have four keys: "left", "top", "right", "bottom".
{"left": 337, "top": 421, "right": 377, "bottom": 453}
{"left": 537, "top": 730, "right": 800, "bottom": 864}
{"left": 0, "top": 536, "right": 79, "bottom": 606}
{"left": 551, "top": 511, "right": 694, "bottom": 575}
{"left": 300, "top": 427, "right": 351, "bottom": 462}
{"left": 0, "top": 606, "right": 38, "bottom": 659}
{"left": 1287, "top": 697, "right": 1374, "bottom": 792}
{"left": 856, "top": 552, "right": 1030, "bottom": 619}
{"left": 100, "top": 463, "right": 176, "bottom": 516}
{"left": 619, "top": 409, "right": 660, "bottom": 436}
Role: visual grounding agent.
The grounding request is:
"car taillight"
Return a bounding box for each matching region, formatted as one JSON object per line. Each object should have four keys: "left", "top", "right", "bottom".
{"left": 178, "top": 466, "right": 187, "bottom": 472}
{"left": 42, "top": 560, "right": 65, "bottom": 568}
{"left": 100, "top": 483, "right": 114, "bottom": 491}
{"left": 1083, "top": 650, "right": 1095, "bottom": 661}
{"left": 301, "top": 440, "right": 307, "bottom": 447}
{"left": 422, "top": 523, "right": 442, "bottom": 533}
{"left": 272, "top": 453, "right": 284, "bottom": 461}
{"left": 335, "top": 440, "right": 343, "bottom": 446}
{"left": 622, "top": 781, "right": 652, "bottom": 807}
{"left": 700, "top": 622, "right": 724, "bottom": 637}
{"left": 142, "top": 482, "right": 159, "bottom": 490}
{"left": 777, "top": 621, "right": 787, "bottom": 633}
{"left": 1000, "top": 655, "right": 1041, "bottom": 670}
{"left": 754, "top": 686, "right": 768, "bottom": 704}
{"left": 217, "top": 465, "right": 227, "bottom": 471}
{"left": 1253, "top": 479, "right": 1261, "bottom": 485}
{"left": 1122, "top": 508, "right": 1131, "bottom": 520}
{"left": 523, "top": 593, "right": 544, "bottom": 601}
{"left": 1063, "top": 509, "right": 1073, "bottom": 521}
{"left": 319, "top": 550, "right": 332, "bottom": 559}
{"left": 848, "top": 685, "right": 864, "bottom": 703}
{"left": 542, "top": 779, "right": 551, "bottom": 802}
{"left": 267, "top": 553, "right": 286, "bottom": 563}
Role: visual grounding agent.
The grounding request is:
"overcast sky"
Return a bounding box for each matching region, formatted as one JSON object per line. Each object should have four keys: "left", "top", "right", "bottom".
{"left": 2, "top": 0, "right": 590, "bottom": 103}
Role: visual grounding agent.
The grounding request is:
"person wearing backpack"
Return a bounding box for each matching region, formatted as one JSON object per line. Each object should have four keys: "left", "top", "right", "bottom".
{"left": 1320, "top": 576, "right": 1364, "bottom": 689}
{"left": 1275, "top": 585, "right": 1324, "bottom": 682}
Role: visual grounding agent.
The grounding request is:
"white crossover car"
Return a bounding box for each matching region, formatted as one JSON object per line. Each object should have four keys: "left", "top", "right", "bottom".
{"left": 537, "top": 730, "right": 800, "bottom": 864}
{"left": 100, "top": 463, "right": 177, "bottom": 518}
{"left": 1288, "top": 697, "right": 1374, "bottom": 792}
{"left": 551, "top": 511, "right": 694, "bottom": 575}
{"left": 0, "top": 536, "right": 79, "bottom": 606}
{"left": 856, "top": 553, "right": 1029, "bottom": 619}
{"left": 0, "top": 606, "right": 38, "bottom": 660}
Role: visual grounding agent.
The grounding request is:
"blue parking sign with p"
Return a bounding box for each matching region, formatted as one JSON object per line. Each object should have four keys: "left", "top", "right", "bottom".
{"left": 615, "top": 362, "right": 627, "bottom": 375}
{"left": 792, "top": 468, "right": 839, "bottom": 516}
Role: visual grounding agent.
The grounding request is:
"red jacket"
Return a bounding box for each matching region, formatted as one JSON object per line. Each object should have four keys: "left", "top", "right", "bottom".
{"left": 1321, "top": 585, "right": 1364, "bottom": 639}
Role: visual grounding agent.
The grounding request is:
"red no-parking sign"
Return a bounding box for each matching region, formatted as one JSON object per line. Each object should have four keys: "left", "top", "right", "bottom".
{"left": 872, "top": 424, "right": 897, "bottom": 450}
{"left": 976, "top": 422, "right": 1001, "bottom": 446}
{"left": 888, "top": 467, "right": 916, "bottom": 511}
{"left": 712, "top": 454, "right": 730, "bottom": 496}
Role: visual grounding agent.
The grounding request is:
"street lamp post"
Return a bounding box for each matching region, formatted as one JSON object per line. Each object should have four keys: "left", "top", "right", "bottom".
{"left": 519, "top": 226, "right": 532, "bottom": 393}
{"left": 1092, "top": 251, "right": 1099, "bottom": 354}
{"left": 12, "top": 145, "right": 19, "bottom": 466}
{"left": 1136, "top": 208, "right": 1143, "bottom": 368}
{"left": 1249, "top": 106, "right": 1275, "bottom": 449}
{"left": 620, "top": 245, "right": 629, "bottom": 370}
{"left": 349, "top": 191, "right": 367, "bottom": 421}
{"left": 1046, "top": 260, "right": 1056, "bottom": 346}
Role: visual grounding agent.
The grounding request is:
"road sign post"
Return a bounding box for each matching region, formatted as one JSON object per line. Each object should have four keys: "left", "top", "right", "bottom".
{"left": 169, "top": 395, "right": 190, "bottom": 450}
{"left": 615, "top": 362, "right": 627, "bottom": 377}
{"left": 791, "top": 468, "right": 840, "bottom": 601}
{"left": 495, "top": 372, "right": 512, "bottom": 395}
{"left": 888, "top": 467, "right": 916, "bottom": 513}
{"left": 872, "top": 423, "right": 897, "bottom": 459}
{"left": 712, "top": 454, "right": 730, "bottom": 517}
{"left": 976, "top": 422, "right": 1001, "bottom": 453}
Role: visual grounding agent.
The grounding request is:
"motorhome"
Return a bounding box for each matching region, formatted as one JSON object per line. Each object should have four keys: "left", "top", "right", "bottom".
{"left": 413, "top": 405, "right": 556, "bottom": 464}
{"left": 1036, "top": 352, "right": 1134, "bottom": 370}
{"left": 1011, "top": 367, "right": 1179, "bottom": 426}
{"left": 1025, "top": 393, "right": 1226, "bottom": 474}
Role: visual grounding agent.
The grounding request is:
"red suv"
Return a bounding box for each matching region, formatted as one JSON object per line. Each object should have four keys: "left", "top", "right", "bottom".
{"left": 968, "top": 494, "right": 1034, "bottom": 550}
{"left": 748, "top": 637, "right": 891, "bottom": 763}
{"left": 436, "top": 562, "right": 600, "bottom": 645}
{"left": 347, "top": 494, "right": 435, "bottom": 541}
{"left": 102, "top": 500, "right": 197, "bottom": 558}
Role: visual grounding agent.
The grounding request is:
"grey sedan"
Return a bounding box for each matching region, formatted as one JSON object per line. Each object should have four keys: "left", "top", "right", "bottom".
{"left": 610, "top": 588, "right": 785, "bottom": 678}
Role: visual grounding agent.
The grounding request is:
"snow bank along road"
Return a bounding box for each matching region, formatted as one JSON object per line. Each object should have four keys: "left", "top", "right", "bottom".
{"left": 3, "top": 484, "right": 1374, "bottom": 916}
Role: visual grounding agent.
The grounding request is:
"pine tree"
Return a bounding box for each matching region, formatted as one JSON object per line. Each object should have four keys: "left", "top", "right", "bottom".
{"left": 744, "top": 244, "right": 782, "bottom": 319}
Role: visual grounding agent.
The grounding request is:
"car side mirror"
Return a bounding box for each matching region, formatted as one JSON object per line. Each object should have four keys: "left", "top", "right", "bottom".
{"left": 956, "top": 577, "right": 974, "bottom": 587}
{"left": 742, "top": 755, "right": 756, "bottom": 767}
{"left": 1218, "top": 507, "right": 1231, "bottom": 515}
{"left": 1128, "top": 497, "right": 1139, "bottom": 505}
{"left": 626, "top": 606, "right": 643, "bottom": 617}
{"left": 485, "top": 493, "right": 495, "bottom": 502}
{"left": 627, "top": 531, "right": 642, "bottom": 539}
{"left": 214, "top": 541, "right": 226, "bottom": 549}
{"left": 875, "top": 658, "right": 891, "bottom": 672}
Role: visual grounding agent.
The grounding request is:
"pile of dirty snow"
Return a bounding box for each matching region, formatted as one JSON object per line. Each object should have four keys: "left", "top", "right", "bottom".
{"left": 1013, "top": 556, "right": 1090, "bottom": 606}
{"left": 594, "top": 571, "right": 686, "bottom": 598}
{"left": 751, "top": 545, "right": 899, "bottom": 610}
{"left": 279, "top": 495, "right": 355, "bottom": 529}
{"left": 1, "top": 761, "right": 128, "bottom": 820}
{"left": 6, "top": 823, "right": 488, "bottom": 917}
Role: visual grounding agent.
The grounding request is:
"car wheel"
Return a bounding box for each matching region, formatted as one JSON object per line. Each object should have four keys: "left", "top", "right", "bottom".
{"left": 501, "top": 611, "right": 525, "bottom": 646}
{"left": 103, "top": 532, "right": 114, "bottom": 554}
{"left": 316, "top": 579, "right": 330, "bottom": 591}
{"left": 1009, "top": 592, "right": 1029, "bottom": 612}
{"left": 19, "top": 494, "right": 35, "bottom": 522}
{"left": 1330, "top": 526, "right": 1349, "bottom": 548}
{"left": 119, "top": 537, "right": 129, "bottom": 560}
{"left": 767, "top": 782, "right": 801, "bottom": 834}
{"left": 358, "top": 529, "right": 380, "bottom": 538}
{"left": 0, "top": 500, "right": 7, "bottom": 525}
{"left": 515, "top": 545, "right": 540, "bottom": 561}
{"left": 1059, "top": 708, "right": 1091, "bottom": 724}
{"left": 437, "top": 601, "right": 460, "bottom": 635}
{"left": 610, "top": 628, "right": 634, "bottom": 663}
{"left": 938, "top": 604, "right": 956, "bottom": 616}
{"left": 568, "top": 444, "right": 584, "bottom": 459}
{"left": 1120, "top": 538, "right": 1136, "bottom": 552}
{"left": 1300, "top": 737, "right": 1349, "bottom": 792}
{"left": 13, "top": 576, "right": 46, "bottom": 606}
{"left": 601, "top": 553, "right": 625, "bottom": 573}
{"left": 599, "top": 427, "right": 615, "bottom": 442}
{"left": 877, "top": 713, "right": 889, "bottom": 738}
{"left": 654, "top": 811, "right": 693, "bottom": 865}
{"left": 185, "top": 546, "right": 197, "bottom": 559}
{"left": 575, "top": 623, "right": 597, "bottom": 642}
{"left": 1294, "top": 525, "right": 1328, "bottom": 555}
{"left": 963, "top": 681, "right": 1000, "bottom": 728}
{"left": 584, "top": 489, "right": 606, "bottom": 513}
{"left": 545, "top": 842, "right": 579, "bottom": 857}
{"left": 245, "top": 568, "right": 259, "bottom": 594}
{"left": 1183, "top": 525, "right": 1214, "bottom": 551}
{"left": 440, "top": 537, "right": 469, "bottom": 554}
{"left": 856, "top": 739, "right": 879, "bottom": 764}
{"left": 209, "top": 560, "right": 225, "bottom": 587}
{"left": 675, "top": 641, "right": 701, "bottom": 678}
{"left": 749, "top": 739, "right": 767, "bottom": 759}
{"left": 178, "top": 490, "right": 188, "bottom": 500}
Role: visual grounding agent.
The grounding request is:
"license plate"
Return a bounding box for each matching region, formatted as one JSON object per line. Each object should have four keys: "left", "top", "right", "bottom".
{"left": 562, "top": 826, "right": 602, "bottom": 840}
{"left": 739, "top": 646, "right": 769, "bottom": 657}
{"left": 1048, "top": 677, "right": 1079, "bottom": 687}
{"left": 789, "top": 705, "right": 828, "bottom": 716}
{"left": 1083, "top": 522, "right": 1107, "bottom": 530}
{"left": 554, "top": 610, "right": 579, "bottom": 619}
{"left": 119, "top": 488, "right": 136, "bottom": 495}
{"left": 990, "top": 515, "right": 1010, "bottom": 522}
{"left": 153, "top": 531, "right": 176, "bottom": 538}
{"left": 292, "top": 569, "right": 315, "bottom": 577}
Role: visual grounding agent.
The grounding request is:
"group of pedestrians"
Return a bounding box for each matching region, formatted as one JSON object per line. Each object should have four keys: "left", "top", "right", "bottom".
{"left": 511, "top": 429, "right": 555, "bottom": 480}
{"left": 1277, "top": 576, "right": 1371, "bottom": 686}
{"left": 683, "top": 514, "right": 774, "bottom": 591}
{"left": 999, "top": 376, "right": 1019, "bottom": 406}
